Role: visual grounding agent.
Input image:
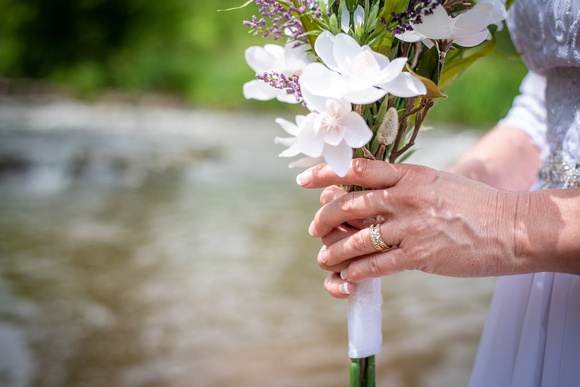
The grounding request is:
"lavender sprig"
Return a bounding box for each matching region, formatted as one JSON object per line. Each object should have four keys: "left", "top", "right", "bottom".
{"left": 243, "top": 0, "right": 312, "bottom": 42}
{"left": 389, "top": 0, "right": 444, "bottom": 34}
{"left": 256, "top": 71, "right": 304, "bottom": 105}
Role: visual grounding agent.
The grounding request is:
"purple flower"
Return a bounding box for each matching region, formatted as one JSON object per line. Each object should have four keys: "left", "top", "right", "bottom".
{"left": 389, "top": 0, "right": 444, "bottom": 34}
{"left": 243, "top": 0, "right": 313, "bottom": 42}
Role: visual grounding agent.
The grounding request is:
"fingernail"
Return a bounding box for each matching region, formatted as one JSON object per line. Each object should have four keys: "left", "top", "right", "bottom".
{"left": 308, "top": 221, "right": 316, "bottom": 236}
{"left": 296, "top": 171, "right": 312, "bottom": 186}
{"left": 319, "top": 246, "right": 328, "bottom": 264}
{"left": 339, "top": 282, "right": 351, "bottom": 295}
{"left": 340, "top": 268, "right": 349, "bottom": 281}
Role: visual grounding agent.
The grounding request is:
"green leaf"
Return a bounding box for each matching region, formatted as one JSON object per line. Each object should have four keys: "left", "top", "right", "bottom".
{"left": 329, "top": 13, "right": 341, "bottom": 34}
{"left": 347, "top": 0, "right": 360, "bottom": 13}
{"left": 415, "top": 74, "right": 447, "bottom": 99}
{"left": 415, "top": 45, "right": 440, "bottom": 85}
{"left": 375, "top": 96, "right": 391, "bottom": 127}
{"left": 218, "top": 0, "right": 254, "bottom": 12}
{"left": 364, "top": 0, "right": 380, "bottom": 35}
{"left": 366, "top": 29, "right": 387, "bottom": 47}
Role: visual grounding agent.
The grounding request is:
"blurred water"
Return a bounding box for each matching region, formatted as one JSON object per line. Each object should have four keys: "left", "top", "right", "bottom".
{"left": 0, "top": 98, "right": 497, "bottom": 387}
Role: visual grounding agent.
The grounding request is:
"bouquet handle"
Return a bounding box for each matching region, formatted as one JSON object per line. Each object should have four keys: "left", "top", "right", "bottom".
{"left": 348, "top": 277, "right": 383, "bottom": 359}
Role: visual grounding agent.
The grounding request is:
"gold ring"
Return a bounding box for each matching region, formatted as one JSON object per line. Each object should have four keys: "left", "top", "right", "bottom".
{"left": 369, "top": 223, "right": 390, "bottom": 251}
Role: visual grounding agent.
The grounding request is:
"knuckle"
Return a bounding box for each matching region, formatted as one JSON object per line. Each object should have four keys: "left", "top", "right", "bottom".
{"left": 406, "top": 186, "right": 438, "bottom": 211}
{"left": 367, "top": 254, "right": 383, "bottom": 277}
{"left": 350, "top": 158, "right": 368, "bottom": 179}
{"left": 339, "top": 192, "right": 358, "bottom": 214}
{"left": 349, "top": 231, "right": 368, "bottom": 252}
{"left": 408, "top": 216, "right": 429, "bottom": 234}
{"left": 320, "top": 187, "right": 337, "bottom": 205}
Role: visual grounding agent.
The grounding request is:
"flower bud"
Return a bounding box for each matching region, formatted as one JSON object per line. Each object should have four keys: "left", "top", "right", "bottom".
{"left": 376, "top": 107, "right": 399, "bottom": 146}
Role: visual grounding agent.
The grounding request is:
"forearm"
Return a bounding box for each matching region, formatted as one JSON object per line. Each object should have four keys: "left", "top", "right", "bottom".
{"left": 447, "top": 125, "right": 541, "bottom": 192}
{"left": 513, "top": 188, "right": 580, "bottom": 275}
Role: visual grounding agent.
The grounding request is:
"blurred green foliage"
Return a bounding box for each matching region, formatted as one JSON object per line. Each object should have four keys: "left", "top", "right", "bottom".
{"left": 429, "top": 53, "right": 528, "bottom": 127}
{"left": 0, "top": 0, "right": 528, "bottom": 126}
{"left": 0, "top": 0, "right": 260, "bottom": 107}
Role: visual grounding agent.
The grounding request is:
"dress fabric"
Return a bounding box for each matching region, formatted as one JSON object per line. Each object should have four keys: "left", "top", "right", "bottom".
{"left": 469, "top": 1, "right": 580, "bottom": 386}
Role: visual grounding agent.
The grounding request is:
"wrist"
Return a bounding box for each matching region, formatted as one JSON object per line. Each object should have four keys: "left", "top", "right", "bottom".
{"left": 512, "top": 189, "right": 580, "bottom": 275}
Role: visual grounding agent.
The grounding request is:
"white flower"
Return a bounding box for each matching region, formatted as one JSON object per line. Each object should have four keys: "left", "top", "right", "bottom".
{"left": 274, "top": 116, "right": 304, "bottom": 158}
{"left": 274, "top": 116, "right": 324, "bottom": 169}
{"left": 396, "top": 0, "right": 507, "bottom": 48}
{"left": 299, "top": 31, "right": 426, "bottom": 105}
{"left": 243, "top": 43, "right": 315, "bottom": 103}
{"left": 296, "top": 89, "right": 373, "bottom": 177}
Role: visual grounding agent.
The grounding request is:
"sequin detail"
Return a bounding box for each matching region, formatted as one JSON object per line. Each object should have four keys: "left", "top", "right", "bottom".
{"left": 539, "top": 149, "right": 580, "bottom": 188}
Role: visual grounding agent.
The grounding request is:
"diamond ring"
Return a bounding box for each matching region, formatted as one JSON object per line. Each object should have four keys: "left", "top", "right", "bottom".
{"left": 369, "top": 222, "right": 390, "bottom": 251}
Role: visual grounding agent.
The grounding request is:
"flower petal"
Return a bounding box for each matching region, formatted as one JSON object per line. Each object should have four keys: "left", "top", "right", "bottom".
{"left": 367, "top": 47, "right": 391, "bottom": 70}
{"left": 341, "top": 2, "right": 350, "bottom": 32}
{"left": 342, "top": 113, "right": 373, "bottom": 148}
{"left": 243, "top": 80, "right": 283, "bottom": 101}
{"left": 321, "top": 124, "right": 346, "bottom": 146}
{"left": 275, "top": 135, "right": 301, "bottom": 158}
{"left": 301, "top": 83, "right": 328, "bottom": 112}
{"left": 297, "top": 113, "right": 325, "bottom": 157}
{"left": 315, "top": 109, "right": 347, "bottom": 146}
{"left": 453, "top": 29, "right": 491, "bottom": 47}
{"left": 353, "top": 6, "right": 364, "bottom": 27}
{"left": 453, "top": 0, "right": 505, "bottom": 32}
{"left": 413, "top": 5, "right": 452, "bottom": 40}
{"left": 333, "top": 34, "right": 364, "bottom": 73}
{"left": 342, "top": 87, "right": 387, "bottom": 105}
{"left": 323, "top": 141, "right": 353, "bottom": 177}
{"left": 315, "top": 31, "right": 339, "bottom": 70}
{"left": 295, "top": 115, "right": 306, "bottom": 127}
{"left": 349, "top": 50, "right": 381, "bottom": 76}
{"left": 450, "top": 0, "right": 505, "bottom": 46}
{"left": 245, "top": 45, "right": 283, "bottom": 73}
{"left": 283, "top": 43, "right": 315, "bottom": 75}
{"left": 377, "top": 57, "right": 407, "bottom": 84}
{"left": 277, "top": 93, "right": 300, "bottom": 104}
{"left": 274, "top": 136, "right": 295, "bottom": 147}
{"left": 279, "top": 142, "right": 302, "bottom": 157}
{"left": 395, "top": 30, "right": 425, "bottom": 43}
{"left": 377, "top": 72, "right": 426, "bottom": 98}
{"left": 275, "top": 117, "right": 299, "bottom": 135}
{"left": 300, "top": 63, "right": 346, "bottom": 104}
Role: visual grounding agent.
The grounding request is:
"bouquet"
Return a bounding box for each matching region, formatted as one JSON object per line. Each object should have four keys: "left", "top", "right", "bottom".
{"left": 236, "top": 0, "right": 510, "bottom": 385}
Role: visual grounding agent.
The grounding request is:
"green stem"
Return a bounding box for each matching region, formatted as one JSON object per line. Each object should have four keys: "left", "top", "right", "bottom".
{"left": 365, "top": 356, "right": 376, "bottom": 387}
{"left": 350, "top": 356, "right": 376, "bottom": 387}
{"left": 350, "top": 358, "right": 361, "bottom": 387}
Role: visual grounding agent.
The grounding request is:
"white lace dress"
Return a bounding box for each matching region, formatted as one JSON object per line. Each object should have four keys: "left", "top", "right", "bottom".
{"left": 469, "top": 1, "right": 580, "bottom": 386}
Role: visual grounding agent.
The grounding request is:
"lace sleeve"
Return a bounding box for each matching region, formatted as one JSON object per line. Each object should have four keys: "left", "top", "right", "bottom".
{"left": 498, "top": 71, "right": 548, "bottom": 156}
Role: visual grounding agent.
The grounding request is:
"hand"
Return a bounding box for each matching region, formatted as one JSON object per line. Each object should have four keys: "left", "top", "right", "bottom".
{"left": 297, "top": 159, "right": 522, "bottom": 299}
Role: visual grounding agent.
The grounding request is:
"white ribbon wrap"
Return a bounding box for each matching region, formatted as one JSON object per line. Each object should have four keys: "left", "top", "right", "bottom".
{"left": 347, "top": 277, "right": 383, "bottom": 359}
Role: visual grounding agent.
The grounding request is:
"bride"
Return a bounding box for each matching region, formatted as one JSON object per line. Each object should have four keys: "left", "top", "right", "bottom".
{"left": 297, "top": 1, "right": 580, "bottom": 385}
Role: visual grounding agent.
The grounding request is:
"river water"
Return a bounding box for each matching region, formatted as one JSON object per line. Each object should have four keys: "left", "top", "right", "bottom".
{"left": 0, "top": 97, "right": 497, "bottom": 387}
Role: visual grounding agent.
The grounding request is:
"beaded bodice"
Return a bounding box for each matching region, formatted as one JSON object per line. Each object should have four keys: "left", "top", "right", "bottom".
{"left": 508, "top": 0, "right": 580, "bottom": 188}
